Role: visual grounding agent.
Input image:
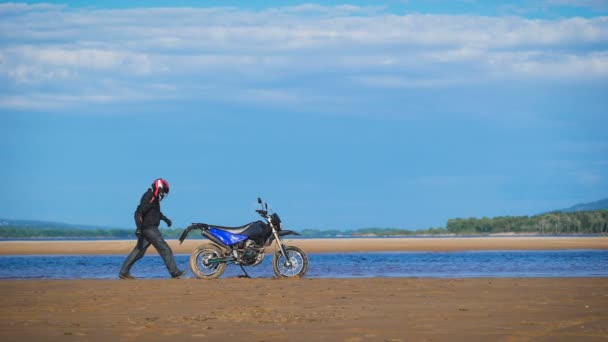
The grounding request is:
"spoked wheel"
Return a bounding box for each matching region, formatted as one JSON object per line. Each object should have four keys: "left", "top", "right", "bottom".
{"left": 189, "top": 244, "right": 227, "bottom": 279}
{"left": 272, "top": 246, "right": 309, "bottom": 278}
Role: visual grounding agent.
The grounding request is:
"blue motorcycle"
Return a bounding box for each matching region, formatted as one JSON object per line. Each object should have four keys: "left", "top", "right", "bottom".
{"left": 178, "top": 198, "right": 309, "bottom": 279}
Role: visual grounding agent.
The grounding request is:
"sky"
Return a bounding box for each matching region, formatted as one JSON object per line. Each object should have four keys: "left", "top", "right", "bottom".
{"left": 1, "top": 1, "right": 607, "bottom": 230}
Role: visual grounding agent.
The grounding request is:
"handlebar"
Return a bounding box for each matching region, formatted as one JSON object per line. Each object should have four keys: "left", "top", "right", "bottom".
{"left": 256, "top": 209, "right": 268, "bottom": 216}
{"left": 256, "top": 198, "right": 271, "bottom": 218}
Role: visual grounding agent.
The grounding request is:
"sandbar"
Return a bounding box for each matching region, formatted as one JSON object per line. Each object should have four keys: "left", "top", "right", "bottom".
{"left": 0, "top": 236, "right": 607, "bottom": 255}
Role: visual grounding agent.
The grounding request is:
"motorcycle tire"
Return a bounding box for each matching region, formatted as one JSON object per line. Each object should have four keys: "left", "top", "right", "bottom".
{"left": 272, "top": 245, "right": 309, "bottom": 278}
{"left": 189, "top": 244, "right": 227, "bottom": 279}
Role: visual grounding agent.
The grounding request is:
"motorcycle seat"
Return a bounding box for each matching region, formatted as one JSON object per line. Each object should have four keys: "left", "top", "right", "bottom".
{"left": 209, "top": 222, "right": 256, "bottom": 235}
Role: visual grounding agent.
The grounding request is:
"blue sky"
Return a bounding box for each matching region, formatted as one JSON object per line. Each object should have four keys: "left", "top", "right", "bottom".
{"left": 1, "top": 1, "right": 607, "bottom": 230}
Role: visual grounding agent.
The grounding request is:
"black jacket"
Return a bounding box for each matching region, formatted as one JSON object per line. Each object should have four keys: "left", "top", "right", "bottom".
{"left": 134, "top": 188, "right": 168, "bottom": 229}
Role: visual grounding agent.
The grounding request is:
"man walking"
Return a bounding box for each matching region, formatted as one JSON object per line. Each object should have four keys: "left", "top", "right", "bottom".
{"left": 118, "top": 178, "right": 186, "bottom": 279}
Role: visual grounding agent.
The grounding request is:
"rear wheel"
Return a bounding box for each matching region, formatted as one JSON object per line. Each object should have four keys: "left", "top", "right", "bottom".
{"left": 272, "top": 246, "right": 308, "bottom": 278}
{"left": 189, "top": 244, "right": 227, "bottom": 279}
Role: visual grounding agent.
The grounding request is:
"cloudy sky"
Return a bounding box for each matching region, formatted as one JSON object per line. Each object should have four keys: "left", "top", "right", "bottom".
{"left": 1, "top": 1, "right": 607, "bottom": 230}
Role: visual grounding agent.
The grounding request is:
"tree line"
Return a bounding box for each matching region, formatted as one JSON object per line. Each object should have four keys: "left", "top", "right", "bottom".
{"left": 1, "top": 210, "right": 606, "bottom": 238}
{"left": 0, "top": 227, "right": 134, "bottom": 238}
{"left": 0, "top": 226, "right": 188, "bottom": 239}
{"left": 446, "top": 210, "right": 608, "bottom": 234}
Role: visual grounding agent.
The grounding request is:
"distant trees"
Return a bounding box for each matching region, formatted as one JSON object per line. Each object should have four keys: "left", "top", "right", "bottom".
{"left": 447, "top": 210, "right": 608, "bottom": 235}
{"left": 296, "top": 227, "right": 449, "bottom": 237}
{"left": 1, "top": 210, "right": 606, "bottom": 238}
{"left": 0, "top": 226, "right": 185, "bottom": 239}
{"left": 350, "top": 227, "right": 449, "bottom": 236}
{"left": 0, "top": 227, "right": 133, "bottom": 238}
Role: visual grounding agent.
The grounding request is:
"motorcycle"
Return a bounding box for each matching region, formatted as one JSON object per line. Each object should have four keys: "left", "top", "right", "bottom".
{"left": 178, "top": 197, "right": 309, "bottom": 279}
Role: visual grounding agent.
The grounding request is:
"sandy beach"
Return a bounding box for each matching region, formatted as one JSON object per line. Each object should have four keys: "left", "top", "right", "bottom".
{"left": 1, "top": 236, "right": 607, "bottom": 255}
{"left": 2, "top": 237, "right": 607, "bottom": 341}
{"left": 1, "top": 278, "right": 607, "bottom": 341}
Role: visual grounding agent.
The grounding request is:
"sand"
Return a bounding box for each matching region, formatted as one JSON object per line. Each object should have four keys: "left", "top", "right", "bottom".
{"left": 1, "top": 278, "right": 607, "bottom": 341}
{"left": 1, "top": 236, "right": 607, "bottom": 255}
{"left": 2, "top": 237, "right": 607, "bottom": 341}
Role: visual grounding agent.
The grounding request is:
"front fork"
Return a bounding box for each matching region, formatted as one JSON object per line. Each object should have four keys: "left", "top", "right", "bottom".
{"left": 272, "top": 228, "right": 293, "bottom": 267}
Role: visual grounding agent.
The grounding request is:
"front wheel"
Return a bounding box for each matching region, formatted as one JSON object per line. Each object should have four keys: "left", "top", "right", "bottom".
{"left": 272, "top": 246, "right": 309, "bottom": 278}
{"left": 190, "top": 244, "right": 227, "bottom": 279}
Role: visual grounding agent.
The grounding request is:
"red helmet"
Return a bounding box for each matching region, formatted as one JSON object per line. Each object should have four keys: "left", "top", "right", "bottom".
{"left": 151, "top": 178, "right": 170, "bottom": 200}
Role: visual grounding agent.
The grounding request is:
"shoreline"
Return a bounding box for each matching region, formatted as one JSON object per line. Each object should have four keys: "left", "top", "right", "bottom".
{"left": 1, "top": 236, "right": 607, "bottom": 255}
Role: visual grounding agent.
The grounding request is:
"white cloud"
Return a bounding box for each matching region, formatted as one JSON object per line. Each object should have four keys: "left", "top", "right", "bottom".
{"left": 0, "top": 2, "right": 63, "bottom": 13}
{"left": 0, "top": 4, "right": 607, "bottom": 111}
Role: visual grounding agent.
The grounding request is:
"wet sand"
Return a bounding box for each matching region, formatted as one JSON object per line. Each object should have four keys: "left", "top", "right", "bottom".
{"left": 1, "top": 236, "right": 607, "bottom": 255}
{"left": 1, "top": 278, "right": 607, "bottom": 341}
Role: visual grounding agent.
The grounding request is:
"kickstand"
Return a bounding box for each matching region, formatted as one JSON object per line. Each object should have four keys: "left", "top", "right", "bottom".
{"left": 238, "top": 264, "right": 251, "bottom": 278}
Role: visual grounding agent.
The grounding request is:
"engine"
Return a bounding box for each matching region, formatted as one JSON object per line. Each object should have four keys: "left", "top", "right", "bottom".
{"left": 238, "top": 240, "right": 265, "bottom": 266}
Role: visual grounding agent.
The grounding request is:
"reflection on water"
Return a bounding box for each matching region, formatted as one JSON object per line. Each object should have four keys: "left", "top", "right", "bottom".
{"left": 0, "top": 250, "right": 606, "bottom": 279}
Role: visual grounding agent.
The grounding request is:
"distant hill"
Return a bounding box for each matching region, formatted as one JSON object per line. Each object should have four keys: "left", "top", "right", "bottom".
{"left": 0, "top": 219, "right": 112, "bottom": 231}
{"left": 0, "top": 219, "right": 133, "bottom": 239}
{"left": 2, "top": 198, "right": 607, "bottom": 238}
{"left": 554, "top": 198, "right": 608, "bottom": 213}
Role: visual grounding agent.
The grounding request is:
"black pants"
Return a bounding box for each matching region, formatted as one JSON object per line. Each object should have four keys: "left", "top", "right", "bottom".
{"left": 119, "top": 226, "right": 180, "bottom": 276}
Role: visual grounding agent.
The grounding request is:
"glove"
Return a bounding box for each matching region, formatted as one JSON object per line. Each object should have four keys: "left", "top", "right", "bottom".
{"left": 164, "top": 217, "right": 172, "bottom": 228}
{"left": 135, "top": 229, "right": 142, "bottom": 237}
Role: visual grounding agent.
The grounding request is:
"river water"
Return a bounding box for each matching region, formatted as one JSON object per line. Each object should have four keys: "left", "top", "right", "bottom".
{"left": 0, "top": 250, "right": 606, "bottom": 279}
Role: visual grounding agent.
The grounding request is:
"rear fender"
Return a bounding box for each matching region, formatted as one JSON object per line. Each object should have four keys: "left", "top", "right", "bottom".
{"left": 179, "top": 223, "right": 209, "bottom": 244}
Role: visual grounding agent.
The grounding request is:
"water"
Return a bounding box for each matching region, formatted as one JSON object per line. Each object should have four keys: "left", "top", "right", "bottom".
{"left": 0, "top": 250, "right": 606, "bottom": 279}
